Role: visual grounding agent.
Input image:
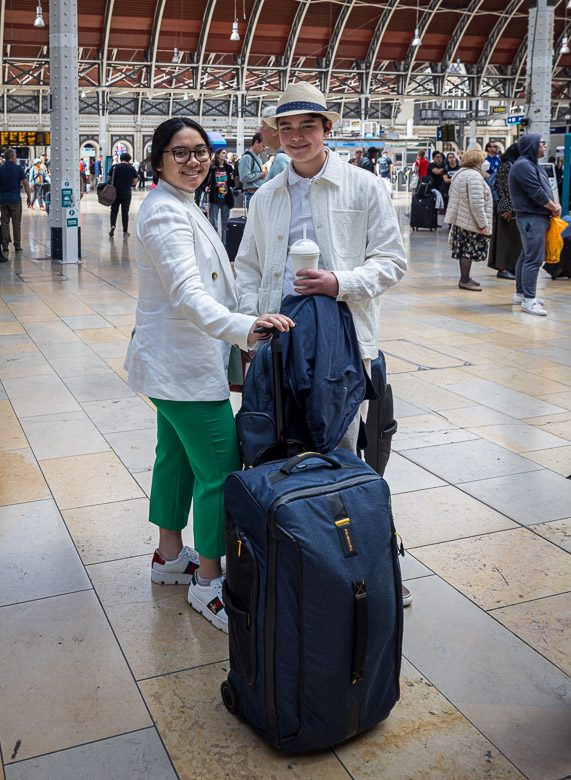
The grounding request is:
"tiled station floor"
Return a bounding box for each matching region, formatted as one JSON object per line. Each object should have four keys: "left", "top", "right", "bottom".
{"left": 0, "top": 190, "right": 570, "bottom": 780}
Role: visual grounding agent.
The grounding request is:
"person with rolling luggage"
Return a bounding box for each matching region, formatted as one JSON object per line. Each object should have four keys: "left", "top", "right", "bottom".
{"left": 123, "top": 116, "right": 294, "bottom": 633}
{"left": 234, "top": 81, "right": 411, "bottom": 604}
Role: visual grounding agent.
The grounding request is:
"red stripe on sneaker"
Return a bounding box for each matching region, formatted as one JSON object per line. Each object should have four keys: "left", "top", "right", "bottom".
{"left": 184, "top": 562, "right": 199, "bottom": 576}
{"left": 152, "top": 550, "right": 165, "bottom": 566}
{"left": 208, "top": 597, "right": 224, "bottom": 615}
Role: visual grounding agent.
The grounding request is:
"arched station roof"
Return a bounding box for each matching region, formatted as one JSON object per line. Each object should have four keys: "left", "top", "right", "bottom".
{"left": 1, "top": 0, "right": 569, "bottom": 106}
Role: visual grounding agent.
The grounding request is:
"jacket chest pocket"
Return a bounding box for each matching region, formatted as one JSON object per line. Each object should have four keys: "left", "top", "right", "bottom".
{"left": 330, "top": 210, "right": 366, "bottom": 259}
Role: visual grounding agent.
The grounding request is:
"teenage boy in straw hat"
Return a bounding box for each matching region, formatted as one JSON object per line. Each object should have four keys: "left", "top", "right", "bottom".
{"left": 234, "top": 82, "right": 411, "bottom": 603}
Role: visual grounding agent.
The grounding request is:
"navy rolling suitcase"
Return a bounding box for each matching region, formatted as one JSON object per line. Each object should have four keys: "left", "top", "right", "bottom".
{"left": 410, "top": 193, "right": 437, "bottom": 231}
{"left": 363, "top": 350, "right": 397, "bottom": 477}
{"left": 221, "top": 329, "right": 403, "bottom": 752}
{"left": 226, "top": 216, "right": 246, "bottom": 262}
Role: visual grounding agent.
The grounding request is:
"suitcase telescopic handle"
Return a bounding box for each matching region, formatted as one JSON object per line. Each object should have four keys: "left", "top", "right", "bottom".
{"left": 253, "top": 325, "right": 278, "bottom": 335}
{"left": 279, "top": 451, "right": 342, "bottom": 476}
{"left": 253, "top": 326, "right": 287, "bottom": 458}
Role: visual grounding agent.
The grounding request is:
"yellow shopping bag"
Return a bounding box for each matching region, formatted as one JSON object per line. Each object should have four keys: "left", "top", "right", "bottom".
{"left": 544, "top": 216, "right": 568, "bottom": 263}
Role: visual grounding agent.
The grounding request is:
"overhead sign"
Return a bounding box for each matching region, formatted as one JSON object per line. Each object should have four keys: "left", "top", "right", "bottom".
{"left": 492, "top": 106, "right": 507, "bottom": 114}
{"left": 0, "top": 131, "right": 50, "bottom": 147}
{"left": 507, "top": 114, "right": 525, "bottom": 125}
{"left": 438, "top": 125, "right": 456, "bottom": 143}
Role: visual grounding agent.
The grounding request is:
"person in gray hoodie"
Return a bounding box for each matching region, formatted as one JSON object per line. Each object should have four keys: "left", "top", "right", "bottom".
{"left": 508, "top": 134, "right": 561, "bottom": 316}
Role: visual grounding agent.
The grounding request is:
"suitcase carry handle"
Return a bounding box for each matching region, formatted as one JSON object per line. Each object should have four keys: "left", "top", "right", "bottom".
{"left": 279, "top": 451, "right": 342, "bottom": 477}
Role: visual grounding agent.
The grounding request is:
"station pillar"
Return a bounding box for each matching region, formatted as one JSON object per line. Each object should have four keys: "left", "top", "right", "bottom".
{"left": 236, "top": 92, "right": 246, "bottom": 155}
{"left": 49, "top": 0, "right": 81, "bottom": 263}
{"left": 525, "top": 0, "right": 556, "bottom": 142}
{"left": 98, "top": 88, "right": 108, "bottom": 160}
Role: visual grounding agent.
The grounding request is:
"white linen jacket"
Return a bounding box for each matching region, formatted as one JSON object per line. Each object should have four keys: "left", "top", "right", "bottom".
{"left": 234, "top": 152, "right": 407, "bottom": 360}
{"left": 124, "top": 179, "right": 255, "bottom": 401}
{"left": 444, "top": 166, "right": 493, "bottom": 234}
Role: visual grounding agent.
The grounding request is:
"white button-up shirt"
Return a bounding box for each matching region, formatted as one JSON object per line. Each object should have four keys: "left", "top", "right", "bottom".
{"left": 282, "top": 152, "right": 328, "bottom": 297}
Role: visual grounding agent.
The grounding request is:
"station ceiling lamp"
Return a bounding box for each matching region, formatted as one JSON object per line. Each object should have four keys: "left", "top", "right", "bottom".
{"left": 411, "top": 0, "right": 422, "bottom": 47}
{"left": 172, "top": 47, "right": 180, "bottom": 63}
{"left": 562, "top": 36, "right": 570, "bottom": 55}
{"left": 34, "top": 3, "right": 45, "bottom": 27}
{"left": 230, "top": 0, "right": 240, "bottom": 40}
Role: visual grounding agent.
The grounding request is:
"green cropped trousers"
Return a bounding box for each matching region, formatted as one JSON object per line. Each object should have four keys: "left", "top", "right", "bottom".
{"left": 149, "top": 397, "right": 241, "bottom": 560}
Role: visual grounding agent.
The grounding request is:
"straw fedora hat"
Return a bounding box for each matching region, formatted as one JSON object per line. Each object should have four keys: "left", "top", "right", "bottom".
{"left": 262, "top": 82, "right": 340, "bottom": 129}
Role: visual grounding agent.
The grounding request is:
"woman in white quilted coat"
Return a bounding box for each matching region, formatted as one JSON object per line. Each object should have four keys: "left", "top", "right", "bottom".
{"left": 444, "top": 149, "right": 494, "bottom": 291}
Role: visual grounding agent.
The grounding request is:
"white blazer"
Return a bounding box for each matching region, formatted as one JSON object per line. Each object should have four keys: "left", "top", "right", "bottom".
{"left": 124, "top": 179, "right": 255, "bottom": 401}
{"left": 234, "top": 151, "right": 407, "bottom": 360}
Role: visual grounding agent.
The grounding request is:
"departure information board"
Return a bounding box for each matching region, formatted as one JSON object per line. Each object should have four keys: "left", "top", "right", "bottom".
{"left": 0, "top": 131, "right": 50, "bottom": 147}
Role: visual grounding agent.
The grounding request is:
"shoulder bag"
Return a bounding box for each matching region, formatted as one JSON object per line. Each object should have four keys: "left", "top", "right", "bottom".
{"left": 97, "top": 165, "right": 117, "bottom": 206}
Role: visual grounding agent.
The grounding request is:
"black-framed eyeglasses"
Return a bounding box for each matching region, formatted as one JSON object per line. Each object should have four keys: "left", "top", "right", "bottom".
{"left": 163, "top": 146, "right": 211, "bottom": 164}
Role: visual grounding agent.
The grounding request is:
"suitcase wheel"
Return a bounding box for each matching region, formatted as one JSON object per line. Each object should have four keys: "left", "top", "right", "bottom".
{"left": 221, "top": 679, "right": 243, "bottom": 719}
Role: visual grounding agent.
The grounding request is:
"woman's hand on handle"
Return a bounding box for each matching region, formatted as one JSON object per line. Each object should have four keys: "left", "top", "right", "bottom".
{"left": 248, "top": 314, "right": 295, "bottom": 345}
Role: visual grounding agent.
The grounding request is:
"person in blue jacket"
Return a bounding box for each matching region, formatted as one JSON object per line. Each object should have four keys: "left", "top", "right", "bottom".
{"left": 508, "top": 134, "right": 561, "bottom": 316}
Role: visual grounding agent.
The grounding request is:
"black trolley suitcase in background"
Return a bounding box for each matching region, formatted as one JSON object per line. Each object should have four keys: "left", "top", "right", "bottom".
{"left": 410, "top": 193, "right": 438, "bottom": 231}
{"left": 221, "top": 329, "right": 404, "bottom": 752}
{"left": 543, "top": 234, "right": 571, "bottom": 280}
{"left": 363, "top": 350, "right": 397, "bottom": 477}
{"left": 225, "top": 216, "right": 246, "bottom": 262}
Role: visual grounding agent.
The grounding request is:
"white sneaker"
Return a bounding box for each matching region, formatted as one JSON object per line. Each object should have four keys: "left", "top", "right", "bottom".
{"left": 513, "top": 293, "right": 544, "bottom": 305}
{"left": 151, "top": 545, "right": 199, "bottom": 584}
{"left": 188, "top": 574, "right": 228, "bottom": 633}
{"left": 521, "top": 298, "right": 547, "bottom": 316}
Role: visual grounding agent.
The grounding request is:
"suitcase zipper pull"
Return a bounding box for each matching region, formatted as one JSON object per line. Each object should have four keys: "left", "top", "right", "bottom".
{"left": 237, "top": 539, "right": 242, "bottom": 557}
{"left": 394, "top": 532, "right": 405, "bottom": 557}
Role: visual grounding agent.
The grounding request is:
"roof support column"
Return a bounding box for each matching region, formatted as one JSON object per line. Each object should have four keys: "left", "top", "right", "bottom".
{"left": 236, "top": 91, "right": 246, "bottom": 156}
{"left": 50, "top": 0, "right": 81, "bottom": 263}
{"left": 360, "top": 94, "right": 369, "bottom": 136}
{"left": 525, "top": 0, "right": 556, "bottom": 141}
{"left": 97, "top": 87, "right": 108, "bottom": 160}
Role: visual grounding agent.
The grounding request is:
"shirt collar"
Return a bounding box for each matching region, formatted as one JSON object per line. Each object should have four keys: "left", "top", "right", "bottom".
{"left": 288, "top": 147, "right": 330, "bottom": 186}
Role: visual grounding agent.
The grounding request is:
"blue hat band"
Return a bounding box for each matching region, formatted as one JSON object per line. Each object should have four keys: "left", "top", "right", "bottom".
{"left": 276, "top": 101, "right": 329, "bottom": 115}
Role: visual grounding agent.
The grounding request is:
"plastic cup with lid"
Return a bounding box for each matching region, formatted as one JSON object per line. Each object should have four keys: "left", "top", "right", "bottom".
{"left": 290, "top": 224, "right": 320, "bottom": 279}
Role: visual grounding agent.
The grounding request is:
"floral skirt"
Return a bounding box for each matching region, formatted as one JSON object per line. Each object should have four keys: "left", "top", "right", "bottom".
{"left": 449, "top": 224, "right": 490, "bottom": 263}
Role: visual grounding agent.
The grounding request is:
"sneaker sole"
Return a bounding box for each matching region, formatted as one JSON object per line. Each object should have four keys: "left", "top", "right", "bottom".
{"left": 151, "top": 570, "right": 194, "bottom": 585}
{"left": 187, "top": 593, "right": 229, "bottom": 633}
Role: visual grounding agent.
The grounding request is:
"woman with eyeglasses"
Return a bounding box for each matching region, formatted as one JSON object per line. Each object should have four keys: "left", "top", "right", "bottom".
{"left": 124, "top": 117, "right": 294, "bottom": 632}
